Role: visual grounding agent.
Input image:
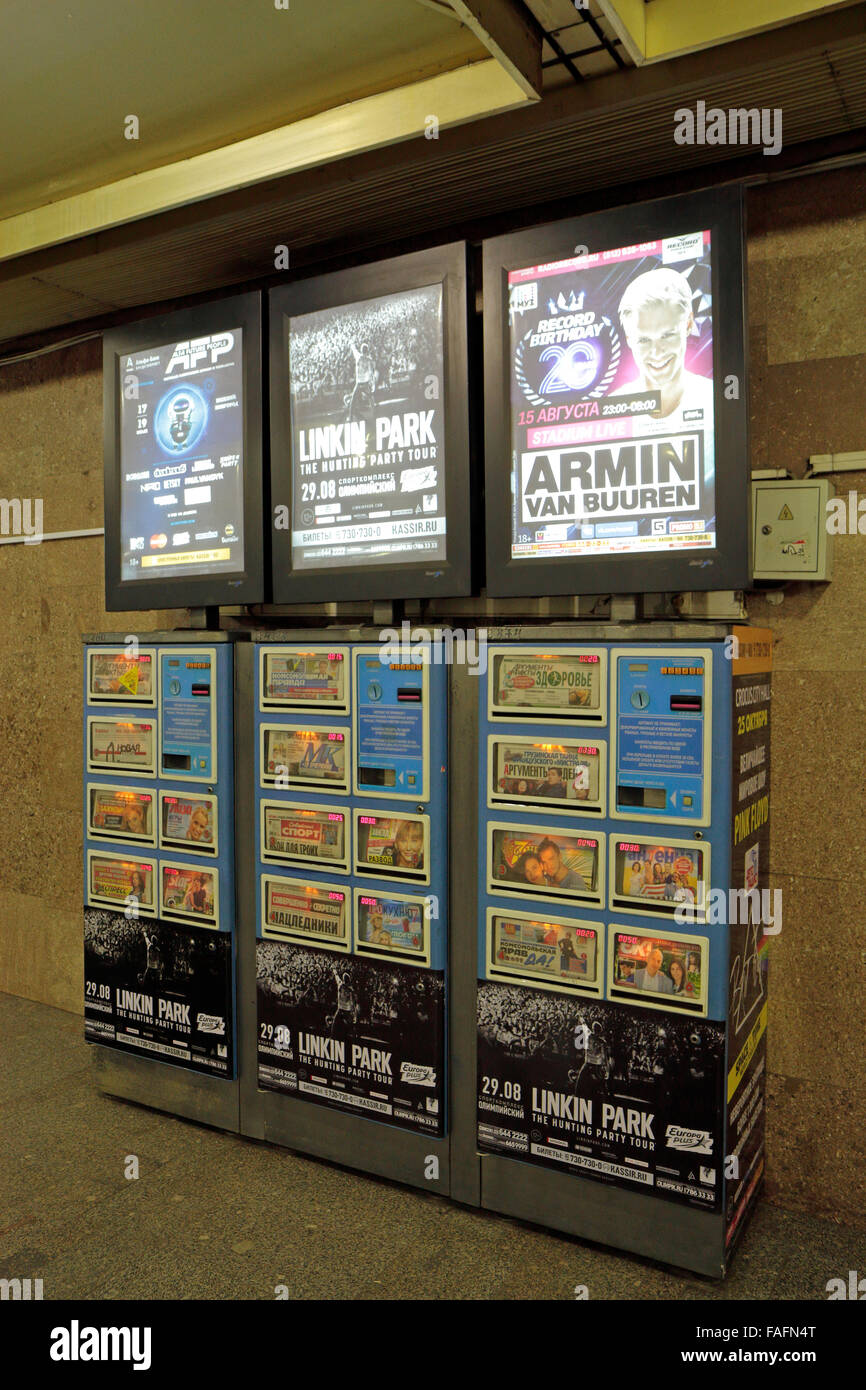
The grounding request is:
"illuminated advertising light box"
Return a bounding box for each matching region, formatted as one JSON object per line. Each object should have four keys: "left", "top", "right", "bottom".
{"left": 268, "top": 244, "right": 472, "bottom": 601}
{"left": 483, "top": 187, "right": 748, "bottom": 595}
{"left": 103, "top": 293, "right": 264, "bottom": 609}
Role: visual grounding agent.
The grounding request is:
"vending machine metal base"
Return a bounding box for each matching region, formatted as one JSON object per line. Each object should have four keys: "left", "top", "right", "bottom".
{"left": 236, "top": 630, "right": 480, "bottom": 1202}
{"left": 90, "top": 1045, "right": 239, "bottom": 1132}
{"left": 83, "top": 630, "right": 243, "bottom": 1134}
{"left": 450, "top": 621, "right": 771, "bottom": 1278}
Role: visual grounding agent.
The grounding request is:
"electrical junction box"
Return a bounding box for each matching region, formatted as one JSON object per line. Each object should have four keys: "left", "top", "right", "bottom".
{"left": 751, "top": 478, "right": 834, "bottom": 581}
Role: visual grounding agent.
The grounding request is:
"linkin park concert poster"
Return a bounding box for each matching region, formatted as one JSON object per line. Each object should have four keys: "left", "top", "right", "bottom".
{"left": 286, "top": 285, "right": 447, "bottom": 570}
{"left": 477, "top": 981, "right": 725, "bottom": 1209}
{"left": 84, "top": 908, "right": 233, "bottom": 1076}
{"left": 257, "top": 940, "right": 444, "bottom": 1135}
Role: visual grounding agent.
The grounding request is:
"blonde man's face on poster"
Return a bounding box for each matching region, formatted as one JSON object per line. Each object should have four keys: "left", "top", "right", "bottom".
{"left": 624, "top": 302, "right": 692, "bottom": 392}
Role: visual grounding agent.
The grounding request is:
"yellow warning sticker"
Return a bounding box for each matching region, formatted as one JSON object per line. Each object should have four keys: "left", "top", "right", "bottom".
{"left": 778, "top": 503, "right": 794, "bottom": 520}
{"left": 119, "top": 666, "right": 139, "bottom": 695}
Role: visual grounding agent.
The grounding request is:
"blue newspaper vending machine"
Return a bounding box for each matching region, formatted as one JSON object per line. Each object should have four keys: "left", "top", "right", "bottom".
{"left": 83, "top": 632, "right": 239, "bottom": 1128}
{"left": 473, "top": 628, "right": 772, "bottom": 1276}
{"left": 243, "top": 633, "right": 450, "bottom": 1191}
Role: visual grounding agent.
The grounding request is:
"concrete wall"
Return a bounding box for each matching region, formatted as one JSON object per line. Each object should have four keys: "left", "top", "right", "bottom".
{"left": 0, "top": 164, "right": 864, "bottom": 1223}
{"left": 747, "top": 168, "right": 866, "bottom": 1223}
{"left": 0, "top": 338, "right": 176, "bottom": 1012}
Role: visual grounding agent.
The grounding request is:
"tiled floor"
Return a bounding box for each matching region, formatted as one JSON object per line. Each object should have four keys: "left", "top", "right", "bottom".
{"left": 2, "top": 992, "right": 862, "bottom": 1300}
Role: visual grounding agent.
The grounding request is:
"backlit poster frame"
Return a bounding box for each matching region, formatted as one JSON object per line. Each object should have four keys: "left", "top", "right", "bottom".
{"left": 268, "top": 244, "right": 473, "bottom": 602}
{"left": 103, "top": 292, "right": 264, "bottom": 611}
{"left": 482, "top": 186, "right": 749, "bottom": 596}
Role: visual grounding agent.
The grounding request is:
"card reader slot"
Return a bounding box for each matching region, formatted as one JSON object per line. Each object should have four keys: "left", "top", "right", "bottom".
{"left": 358, "top": 766, "right": 397, "bottom": 787}
{"left": 617, "top": 785, "right": 666, "bottom": 809}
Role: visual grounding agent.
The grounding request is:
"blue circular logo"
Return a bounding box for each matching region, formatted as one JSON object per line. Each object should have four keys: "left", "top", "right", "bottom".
{"left": 153, "top": 383, "right": 209, "bottom": 455}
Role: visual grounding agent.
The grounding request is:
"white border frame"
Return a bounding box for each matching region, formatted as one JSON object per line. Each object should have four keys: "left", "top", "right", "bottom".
{"left": 85, "top": 847, "right": 157, "bottom": 917}
{"left": 158, "top": 789, "right": 219, "bottom": 858}
{"left": 86, "top": 782, "right": 158, "bottom": 847}
{"left": 485, "top": 906, "right": 603, "bottom": 997}
{"left": 609, "top": 646, "right": 713, "bottom": 826}
{"left": 158, "top": 646, "right": 218, "bottom": 784}
{"left": 486, "top": 819, "right": 605, "bottom": 908}
{"left": 352, "top": 644, "right": 430, "bottom": 801}
{"left": 608, "top": 833, "right": 709, "bottom": 923}
{"left": 487, "top": 646, "right": 608, "bottom": 726}
{"left": 606, "top": 923, "right": 710, "bottom": 1018}
{"left": 260, "top": 798, "right": 350, "bottom": 874}
{"left": 86, "top": 715, "right": 157, "bottom": 779}
{"left": 353, "top": 808, "right": 431, "bottom": 886}
{"left": 353, "top": 887, "right": 432, "bottom": 967}
{"left": 259, "top": 721, "right": 350, "bottom": 794}
{"left": 487, "top": 733, "right": 606, "bottom": 816}
{"left": 159, "top": 858, "right": 220, "bottom": 928}
{"left": 87, "top": 646, "right": 158, "bottom": 706}
{"left": 258, "top": 644, "right": 351, "bottom": 713}
{"left": 261, "top": 874, "right": 350, "bottom": 952}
